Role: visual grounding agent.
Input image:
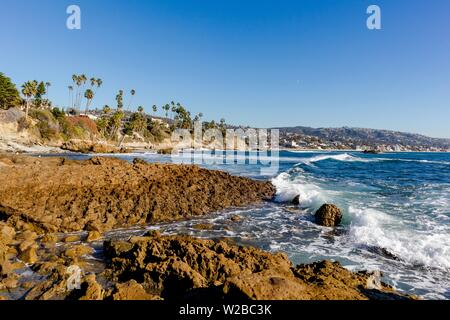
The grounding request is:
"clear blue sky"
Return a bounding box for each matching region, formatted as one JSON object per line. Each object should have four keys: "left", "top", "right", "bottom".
{"left": 1, "top": 0, "right": 449, "bottom": 138}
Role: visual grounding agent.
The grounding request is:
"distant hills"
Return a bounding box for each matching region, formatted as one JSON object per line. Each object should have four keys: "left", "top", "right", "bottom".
{"left": 272, "top": 126, "right": 450, "bottom": 151}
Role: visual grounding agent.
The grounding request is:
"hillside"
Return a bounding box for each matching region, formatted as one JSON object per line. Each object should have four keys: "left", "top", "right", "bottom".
{"left": 273, "top": 126, "right": 450, "bottom": 151}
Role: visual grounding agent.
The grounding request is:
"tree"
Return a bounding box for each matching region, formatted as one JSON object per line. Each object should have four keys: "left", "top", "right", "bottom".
{"left": 68, "top": 86, "right": 74, "bottom": 110}
{"left": 116, "top": 90, "right": 124, "bottom": 111}
{"left": 84, "top": 89, "right": 94, "bottom": 113}
{"left": 72, "top": 74, "right": 87, "bottom": 112}
{"left": 21, "top": 80, "right": 38, "bottom": 119}
{"left": 127, "top": 89, "right": 136, "bottom": 111}
{"left": 35, "top": 81, "right": 46, "bottom": 108}
{"left": 137, "top": 105, "right": 144, "bottom": 114}
{"left": 163, "top": 104, "right": 170, "bottom": 118}
{"left": 170, "top": 101, "right": 175, "bottom": 119}
{"left": 103, "top": 105, "right": 111, "bottom": 115}
{"left": 152, "top": 105, "right": 157, "bottom": 115}
{"left": 0, "top": 73, "right": 21, "bottom": 109}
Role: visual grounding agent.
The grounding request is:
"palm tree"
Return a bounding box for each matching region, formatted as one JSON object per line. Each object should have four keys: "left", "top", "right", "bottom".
{"left": 164, "top": 104, "right": 170, "bottom": 118}
{"left": 68, "top": 86, "right": 73, "bottom": 110}
{"left": 152, "top": 105, "right": 157, "bottom": 116}
{"left": 45, "top": 81, "right": 51, "bottom": 98}
{"left": 116, "top": 90, "right": 124, "bottom": 111}
{"left": 127, "top": 89, "right": 136, "bottom": 111}
{"left": 84, "top": 89, "right": 94, "bottom": 113}
{"left": 137, "top": 106, "right": 144, "bottom": 114}
{"left": 76, "top": 74, "right": 87, "bottom": 111}
{"left": 94, "top": 78, "right": 103, "bottom": 96}
{"left": 21, "top": 80, "right": 38, "bottom": 119}
{"left": 72, "top": 74, "right": 86, "bottom": 112}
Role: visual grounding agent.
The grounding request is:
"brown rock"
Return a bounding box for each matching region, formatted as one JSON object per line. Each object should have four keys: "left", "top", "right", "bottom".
{"left": 314, "top": 204, "right": 343, "bottom": 227}
{"left": 77, "top": 274, "right": 104, "bottom": 300}
{"left": 64, "top": 235, "right": 81, "bottom": 243}
{"left": 193, "top": 223, "right": 214, "bottom": 230}
{"left": 110, "top": 280, "right": 161, "bottom": 300}
{"left": 64, "top": 245, "right": 93, "bottom": 259}
{"left": 0, "top": 223, "right": 16, "bottom": 242}
{"left": 0, "top": 154, "right": 275, "bottom": 233}
{"left": 103, "top": 234, "right": 411, "bottom": 301}
{"left": 18, "top": 247, "right": 38, "bottom": 264}
{"left": 230, "top": 215, "right": 242, "bottom": 222}
{"left": 0, "top": 274, "right": 18, "bottom": 289}
{"left": 86, "top": 231, "right": 101, "bottom": 242}
{"left": 41, "top": 234, "right": 58, "bottom": 243}
{"left": 19, "top": 239, "right": 37, "bottom": 253}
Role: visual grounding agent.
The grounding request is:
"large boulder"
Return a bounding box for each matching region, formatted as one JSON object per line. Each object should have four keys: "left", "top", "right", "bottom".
{"left": 314, "top": 204, "right": 342, "bottom": 227}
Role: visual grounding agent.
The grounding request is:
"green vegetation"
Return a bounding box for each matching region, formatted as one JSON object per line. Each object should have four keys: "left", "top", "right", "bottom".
{"left": 0, "top": 73, "right": 21, "bottom": 109}
{"left": 2, "top": 71, "right": 229, "bottom": 146}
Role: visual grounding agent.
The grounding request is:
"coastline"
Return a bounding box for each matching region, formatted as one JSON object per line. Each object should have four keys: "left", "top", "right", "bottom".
{"left": 0, "top": 154, "right": 413, "bottom": 300}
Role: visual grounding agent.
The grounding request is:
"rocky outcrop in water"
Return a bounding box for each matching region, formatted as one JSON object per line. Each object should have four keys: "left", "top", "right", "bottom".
{"left": 0, "top": 154, "right": 275, "bottom": 233}
{"left": 314, "top": 204, "right": 343, "bottom": 227}
{"left": 0, "top": 219, "right": 412, "bottom": 300}
{"left": 102, "top": 232, "right": 411, "bottom": 301}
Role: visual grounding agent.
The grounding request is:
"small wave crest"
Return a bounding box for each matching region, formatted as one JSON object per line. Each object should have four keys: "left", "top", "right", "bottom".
{"left": 271, "top": 172, "right": 326, "bottom": 207}
{"left": 295, "top": 153, "right": 375, "bottom": 166}
{"left": 348, "top": 206, "right": 450, "bottom": 270}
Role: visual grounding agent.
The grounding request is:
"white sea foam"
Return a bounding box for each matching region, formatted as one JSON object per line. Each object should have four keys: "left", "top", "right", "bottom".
{"left": 348, "top": 206, "right": 450, "bottom": 270}
{"left": 294, "top": 153, "right": 376, "bottom": 165}
{"left": 271, "top": 172, "right": 326, "bottom": 207}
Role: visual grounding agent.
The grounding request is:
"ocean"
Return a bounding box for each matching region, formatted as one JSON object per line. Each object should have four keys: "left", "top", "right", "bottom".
{"left": 57, "top": 150, "right": 450, "bottom": 299}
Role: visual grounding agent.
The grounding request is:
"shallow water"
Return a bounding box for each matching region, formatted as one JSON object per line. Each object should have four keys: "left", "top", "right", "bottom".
{"left": 42, "top": 150, "right": 450, "bottom": 299}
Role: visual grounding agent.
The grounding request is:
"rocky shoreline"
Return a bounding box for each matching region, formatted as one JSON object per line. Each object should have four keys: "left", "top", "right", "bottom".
{"left": 0, "top": 154, "right": 412, "bottom": 300}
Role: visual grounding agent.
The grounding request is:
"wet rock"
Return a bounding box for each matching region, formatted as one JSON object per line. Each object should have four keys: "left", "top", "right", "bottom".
{"left": 110, "top": 280, "right": 161, "bottom": 300}
{"left": 0, "top": 273, "right": 18, "bottom": 290}
{"left": 73, "top": 274, "right": 104, "bottom": 300}
{"left": 103, "top": 234, "right": 411, "bottom": 301}
{"left": 291, "top": 195, "right": 300, "bottom": 205}
{"left": 41, "top": 234, "right": 58, "bottom": 243}
{"left": 64, "top": 245, "right": 93, "bottom": 259}
{"left": 24, "top": 267, "right": 68, "bottom": 300}
{"left": 230, "top": 215, "right": 242, "bottom": 222}
{"left": 18, "top": 247, "right": 38, "bottom": 264}
{"left": 17, "top": 230, "right": 38, "bottom": 242}
{"left": 18, "top": 239, "right": 37, "bottom": 253}
{"left": 64, "top": 235, "right": 81, "bottom": 243}
{"left": 314, "top": 204, "right": 342, "bottom": 227}
{"left": 132, "top": 158, "right": 147, "bottom": 165}
{"left": 103, "top": 240, "right": 134, "bottom": 258}
{"left": 193, "top": 223, "right": 214, "bottom": 230}
{"left": 0, "top": 223, "right": 15, "bottom": 242}
{"left": 86, "top": 231, "right": 101, "bottom": 242}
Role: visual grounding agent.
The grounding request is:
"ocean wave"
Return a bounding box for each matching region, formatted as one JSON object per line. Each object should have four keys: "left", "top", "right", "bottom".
{"left": 348, "top": 206, "right": 450, "bottom": 270}
{"left": 271, "top": 172, "right": 326, "bottom": 207}
{"left": 292, "top": 152, "right": 450, "bottom": 166}
{"left": 295, "top": 153, "right": 376, "bottom": 165}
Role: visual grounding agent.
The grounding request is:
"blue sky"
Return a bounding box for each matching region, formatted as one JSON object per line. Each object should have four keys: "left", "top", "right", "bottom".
{"left": 1, "top": 0, "right": 449, "bottom": 138}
